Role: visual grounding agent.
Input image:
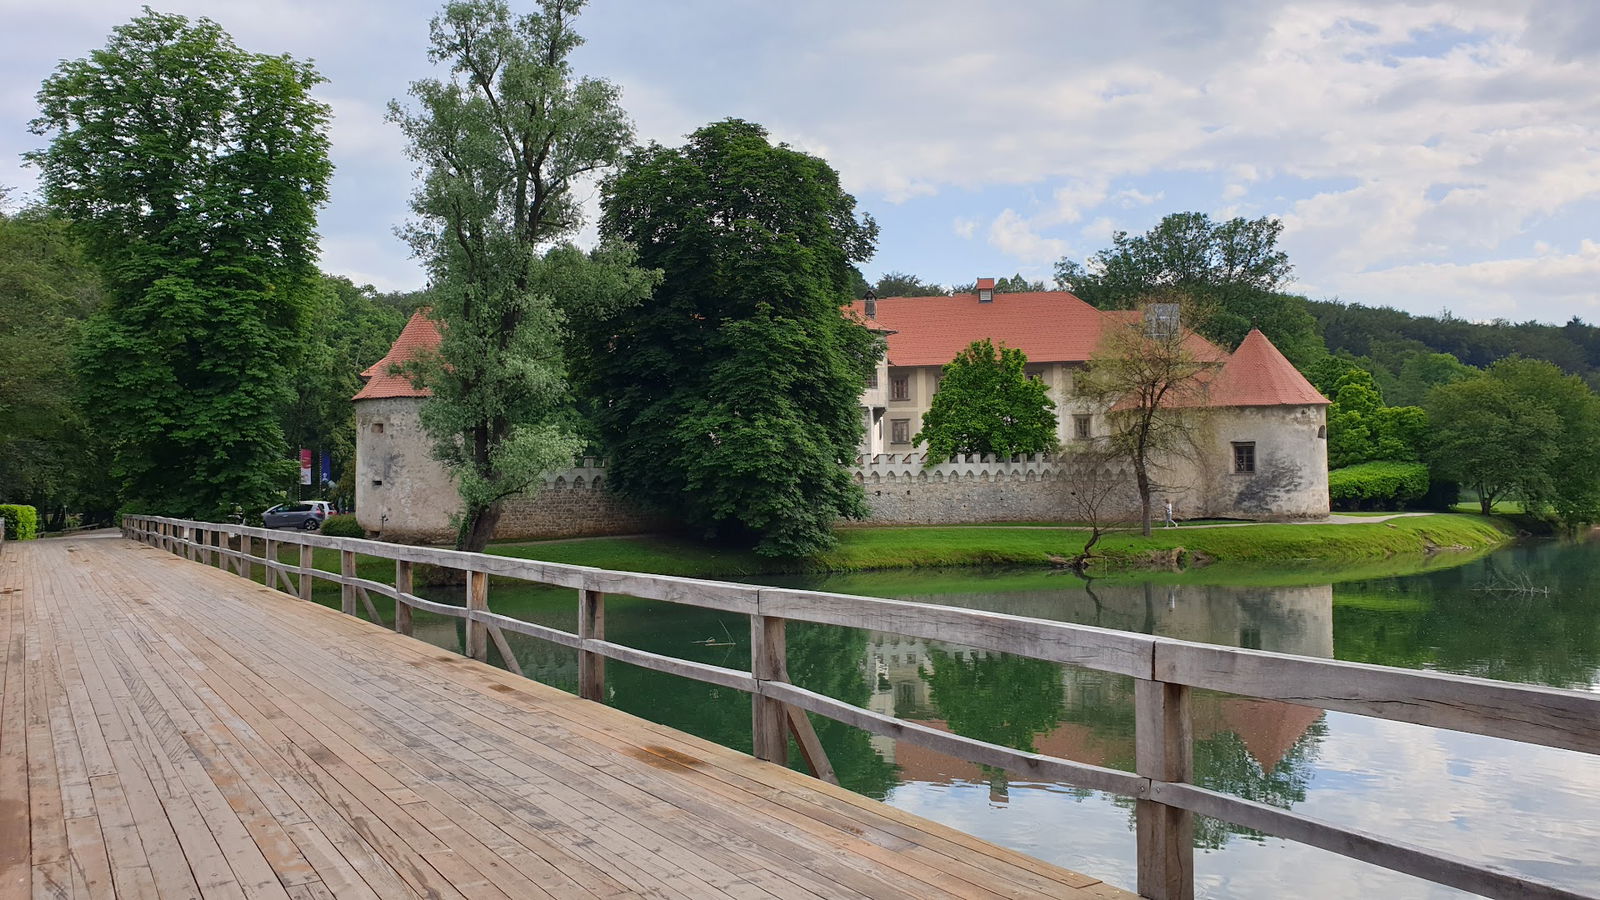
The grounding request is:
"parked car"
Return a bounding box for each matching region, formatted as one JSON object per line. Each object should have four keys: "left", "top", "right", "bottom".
{"left": 262, "top": 501, "right": 333, "bottom": 530}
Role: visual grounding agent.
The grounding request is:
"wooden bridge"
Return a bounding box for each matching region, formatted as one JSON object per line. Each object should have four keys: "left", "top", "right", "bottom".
{"left": 3, "top": 519, "right": 1598, "bottom": 900}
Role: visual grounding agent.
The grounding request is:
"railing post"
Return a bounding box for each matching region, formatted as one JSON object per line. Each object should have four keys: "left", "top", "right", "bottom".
{"left": 578, "top": 589, "right": 605, "bottom": 701}
{"left": 340, "top": 549, "right": 356, "bottom": 615}
{"left": 750, "top": 613, "right": 788, "bottom": 765}
{"left": 465, "top": 570, "right": 488, "bottom": 661}
{"left": 1136, "top": 678, "right": 1194, "bottom": 900}
{"left": 394, "top": 560, "right": 413, "bottom": 636}
{"left": 238, "top": 534, "right": 251, "bottom": 580}
{"left": 298, "top": 544, "right": 314, "bottom": 601}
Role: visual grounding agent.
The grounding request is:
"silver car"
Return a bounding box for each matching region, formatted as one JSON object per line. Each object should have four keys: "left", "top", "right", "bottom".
{"left": 262, "top": 501, "right": 332, "bottom": 530}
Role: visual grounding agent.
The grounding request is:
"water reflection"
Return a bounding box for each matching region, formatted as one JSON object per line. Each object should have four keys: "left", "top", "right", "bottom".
{"left": 389, "top": 535, "right": 1600, "bottom": 899}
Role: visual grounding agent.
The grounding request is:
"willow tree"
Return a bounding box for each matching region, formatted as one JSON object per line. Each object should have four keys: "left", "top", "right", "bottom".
{"left": 28, "top": 10, "right": 331, "bottom": 517}
{"left": 389, "top": 0, "right": 655, "bottom": 551}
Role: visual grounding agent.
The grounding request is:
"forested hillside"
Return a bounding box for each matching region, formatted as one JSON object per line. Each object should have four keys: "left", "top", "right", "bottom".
{"left": 1307, "top": 300, "right": 1600, "bottom": 392}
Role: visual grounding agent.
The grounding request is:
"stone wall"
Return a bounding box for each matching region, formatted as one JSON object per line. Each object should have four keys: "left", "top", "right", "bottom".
{"left": 354, "top": 398, "right": 664, "bottom": 543}
{"left": 357, "top": 395, "right": 1329, "bottom": 541}
{"left": 852, "top": 452, "right": 1142, "bottom": 524}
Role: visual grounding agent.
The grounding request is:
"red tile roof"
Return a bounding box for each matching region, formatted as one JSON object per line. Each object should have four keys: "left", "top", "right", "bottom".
{"left": 975, "top": 277, "right": 995, "bottom": 291}
{"left": 1205, "top": 328, "right": 1329, "bottom": 407}
{"left": 847, "top": 291, "right": 1226, "bottom": 367}
{"left": 353, "top": 309, "right": 441, "bottom": 401}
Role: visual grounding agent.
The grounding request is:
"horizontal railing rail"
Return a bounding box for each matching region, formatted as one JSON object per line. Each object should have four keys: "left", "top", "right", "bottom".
{"left": 121, "top": 514, "right": 1600, "bottom": 900}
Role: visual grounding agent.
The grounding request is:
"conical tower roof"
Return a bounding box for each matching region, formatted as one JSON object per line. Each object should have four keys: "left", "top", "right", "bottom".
{"left": 1208, "top": 329, "right": 1328, "bottom": 407}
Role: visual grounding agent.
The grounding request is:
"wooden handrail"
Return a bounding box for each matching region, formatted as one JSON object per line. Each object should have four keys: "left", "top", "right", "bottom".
{"left": 120, "top": 515, "right": 1600, "bottom": 900}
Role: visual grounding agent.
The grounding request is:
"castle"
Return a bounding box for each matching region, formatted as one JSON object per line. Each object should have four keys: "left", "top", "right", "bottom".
{"left": 353, "top": 282, "right": 1329, "bottom": 541}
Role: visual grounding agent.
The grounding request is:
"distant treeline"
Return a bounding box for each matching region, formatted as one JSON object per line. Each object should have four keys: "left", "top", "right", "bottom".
{"left": 1308, "top": 300, "right": 1600, "bottom": 392}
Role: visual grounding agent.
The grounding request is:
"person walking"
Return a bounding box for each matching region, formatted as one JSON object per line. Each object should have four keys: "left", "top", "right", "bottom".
{"left": 1163, "top": 498, "right": 1177, "bottom": 528}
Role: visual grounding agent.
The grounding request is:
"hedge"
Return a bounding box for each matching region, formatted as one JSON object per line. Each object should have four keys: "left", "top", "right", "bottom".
{"left": 0, "top": 504, "right": 40, "bottom": 541}
{"left": 319, "top": 514, "right": 365, "bottom": 538}
{"left": 1328, "top": 461, "right": 1430, "bottom": 511}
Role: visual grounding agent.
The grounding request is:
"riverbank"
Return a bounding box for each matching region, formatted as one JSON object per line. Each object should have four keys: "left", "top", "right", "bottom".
{"left": 485, "top": 513, "right": 1513, "bottom": 577}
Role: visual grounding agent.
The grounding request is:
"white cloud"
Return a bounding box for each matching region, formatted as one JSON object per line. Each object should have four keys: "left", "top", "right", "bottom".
{"left": 987, "top": 209, "right": 1066, "bottom": 264}
{"left": 6, "top": 1, "right": 1598, "bottom": 319}
{"left": 1330, "top": 240, "right": 1600, "bottom": 322}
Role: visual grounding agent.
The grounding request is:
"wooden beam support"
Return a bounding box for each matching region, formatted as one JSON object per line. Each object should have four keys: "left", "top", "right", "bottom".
{"left": 578, "top": 589, "right": 605, "bottom": 701}
{"left": 394, "top": 560, "right": 413, "bottom": 636}
{"left": 785, "top": 705, "right": 838, "bottom": 785}
{"left": 750, "top": 614, "right": 788, "bottom": 766}
{"left": 340, "top": 549, "right": 357, "bottom": 615}
{"left": 1135, "top": 678, "right": 1194, "bottom": 900}
{"left": 465, "top": 570, "right": 488, "bottom": 661}
{"left": 298, "top": 543, "right": 314, "bottom": 601}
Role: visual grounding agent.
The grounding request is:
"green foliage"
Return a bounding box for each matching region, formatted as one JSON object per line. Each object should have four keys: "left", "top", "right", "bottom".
{"left": 0, "top": 207, "right": 111, "bottom": 522}
{"left": 1426, "top": 357, "right": 1600, "bottom": 524}
{"left": 868, "top": 271, "right": 946, "bottom": 297}
{"left": 317, "top": 513, "right": 364, "bottom": 538}
{"left": 1390, "top": 352, "right": 1476, "bottom": 407}
{"left": 1328, "top": 461, "right": 1430, "bottom": 510}
{"left": 0, "top": 504, "right": 40, "bottom": 541}
{"left": 952, "top": 273, "right": 1047, "bottom": 294}
{"left": 389, "top": 0, "right": 655, "bottom": 551}
{"left": 28, "top": 10, "right": 332, "bottom": 519}
{"left": 1325, "top": 369, "right": 1427, "bottom": 467}
{"left": 1311, "top": 300, "right": 1600, "bottom": 389}
{"left": 582, "top": 118, "right": 878, "bottom": 557}
{"left": 1054, "top": 212, "right": 1322, "bottom": 366}
{"left": 914, "top": 339, "right": 1057, "bottom": 463}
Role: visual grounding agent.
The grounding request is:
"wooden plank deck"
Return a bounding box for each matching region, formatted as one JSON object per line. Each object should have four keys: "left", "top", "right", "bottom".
{"left": 0, "top": 534, "right": 1132, "bottom": 900}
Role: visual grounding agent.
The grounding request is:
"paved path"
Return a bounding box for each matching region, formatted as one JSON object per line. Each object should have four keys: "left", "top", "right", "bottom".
{"left": 0, "top": 535, "right": 1130, "bottom": 899}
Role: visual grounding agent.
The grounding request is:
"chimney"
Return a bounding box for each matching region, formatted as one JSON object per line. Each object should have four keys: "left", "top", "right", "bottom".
{"left": 864, "top": 289, "right": 877, "bottom": 319}
{"left": 976, "top": 277, "right": 995, "bottom": 303}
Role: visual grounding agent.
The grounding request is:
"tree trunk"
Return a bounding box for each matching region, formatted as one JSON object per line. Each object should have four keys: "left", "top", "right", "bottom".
{"left": 1135, "top": 462, "right": 1153, "bottom": 536}
{"left": 1480, "top": 495, "right": 1493, "bottom": 516}
{"left": 458, "top": 500, "right": 504, "bottom": 553}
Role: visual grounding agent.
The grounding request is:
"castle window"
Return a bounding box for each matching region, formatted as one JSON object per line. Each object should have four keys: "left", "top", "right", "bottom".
{"left": 890, "top": 376, "right": 910, "bottom": 401}
{"left": 890, "top": 419, "right": 911, "bottom": 444}
{"left": 1074, "top": 415, "right": 1092, "bottom": 440}
{"left": 1232, "top": 442, "right": 1256, "bottom": 474}
{"left": 1317, "top": 424, "right": 1327, "bottom": 439}
{"left": 371, "top": 422, "right": 384, "bottom": 435}
{"left": 1026, "top": 366, "right": 1046, "bottom": 383}
{"left": 866, "top": 371, "right": 878, "bottom": 389}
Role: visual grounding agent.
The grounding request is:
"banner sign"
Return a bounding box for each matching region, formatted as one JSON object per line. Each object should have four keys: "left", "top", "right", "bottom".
{"left": 320, "top": 451, "right": 332, "bottom": 486}
{"left": 300, "top": 449, "right": 313, "bottom": 486}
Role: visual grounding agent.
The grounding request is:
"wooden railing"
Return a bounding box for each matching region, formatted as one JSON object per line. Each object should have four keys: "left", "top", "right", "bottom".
{"left": 121, "top": 515, "right": 1600, "bottom": 900}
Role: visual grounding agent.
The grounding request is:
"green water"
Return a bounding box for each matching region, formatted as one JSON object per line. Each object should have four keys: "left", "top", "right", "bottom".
{"left": 382, "top": 535, "right": 1600, "bottom": 899}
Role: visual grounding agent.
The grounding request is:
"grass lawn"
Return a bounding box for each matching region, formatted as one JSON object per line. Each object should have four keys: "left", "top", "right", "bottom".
{"left": 1450, "top": 500, "right": 1526, "bottom": 515}
{"left": 485, "top": 513, "right": 1513, "bottom": 577}
{"left": 267, "top": 513, "right": 1512, "bottom": 586}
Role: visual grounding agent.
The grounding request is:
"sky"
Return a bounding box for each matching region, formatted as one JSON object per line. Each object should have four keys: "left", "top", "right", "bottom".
{"left": 3, "top": 0, "right": 1598, "bottom": 324}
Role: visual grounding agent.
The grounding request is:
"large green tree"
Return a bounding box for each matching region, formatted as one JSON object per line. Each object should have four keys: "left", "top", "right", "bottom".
{"left": 1426, "top": 358, "right": 1600, "bottom": 521}
{"left": 0, "top": 205, "right": 111, "bottom": 524}
{"left": 580, "top": 118, "right": 879, "bottom": 557}
{"left": 28, "top": 10, "right": 332, "bottom": 518}
{"left": 914, "top": 339, "right": 1057, "bottom": 463}
{"left": 1324, "top": 369, "right": 1427, "bottom": 469}
{"left": 1054, "top": 212, "right": 1322, "bottom": 366}
{"left": 389, "top": 0, "right": 655, "bottom": 551}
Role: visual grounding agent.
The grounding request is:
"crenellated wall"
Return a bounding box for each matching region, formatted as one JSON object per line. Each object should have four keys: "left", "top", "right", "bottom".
{"left": 355, "top": 397, "right": 1329, "bottom": 541}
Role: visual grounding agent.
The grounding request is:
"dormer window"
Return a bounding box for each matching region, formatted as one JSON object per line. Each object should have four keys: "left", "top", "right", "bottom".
{"left": 976, "top": 277, "right": 995, "bottom": 303}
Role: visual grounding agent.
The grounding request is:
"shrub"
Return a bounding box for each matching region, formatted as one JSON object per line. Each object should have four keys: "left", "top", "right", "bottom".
{"left": 1328, "top": 461, "right": 1430, "bottom": 511}
{"left": 319, "top": 514, "right": 365, "bottom": 538}
{"left": 0, "top": 505, "right": 40, "bottom": 541}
